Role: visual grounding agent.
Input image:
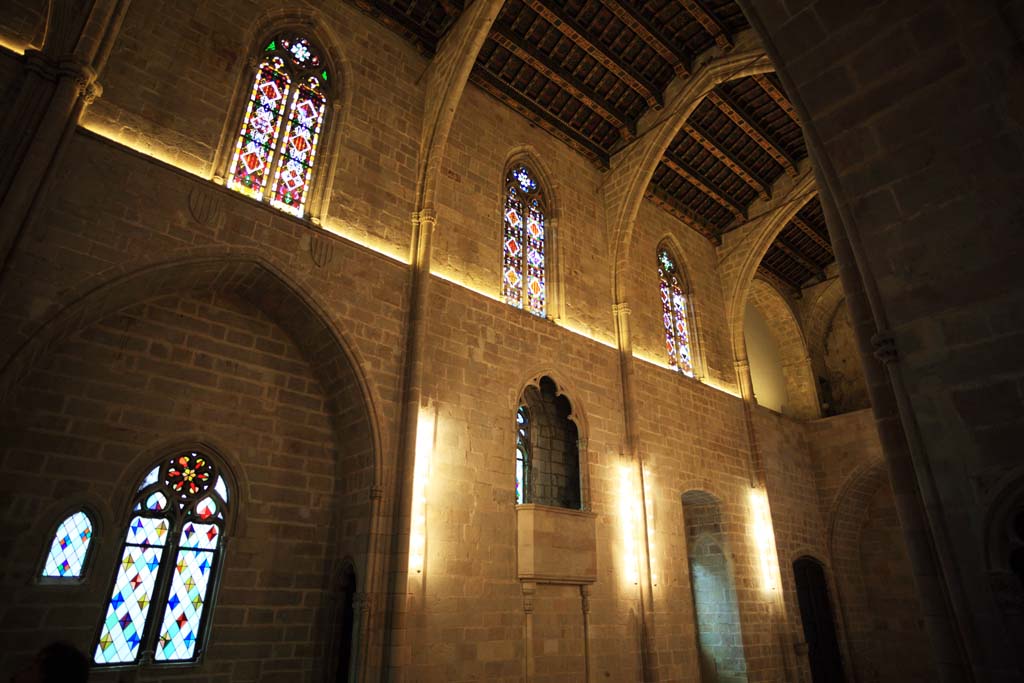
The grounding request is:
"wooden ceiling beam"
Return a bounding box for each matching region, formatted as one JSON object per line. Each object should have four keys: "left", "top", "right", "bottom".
{"left": 753, "top": 73, "right": 799, "bottom": 125}
{"left": 521, "top": 0, "right": 663, "bottom": 108}
{"left": 662, "top": 151, "right": 745, "bottom": 219}
{"left": 683, "top": 121, "right": 771, "bottom": 200}
{"left": 791, "top": 216, "right": 832, "bottom": 254}
{"left": 597, "top": 0, "right": 690, "bottom": 77}
{"left": 490, "top": 23, "right": 635, "bottom": 141}
{"left": 645, "top": 185, "right": 719, "bottom": 242}
{"left": 471, "top": 68, "right": 610, "bottom": 168}
{"left": 350, "top": 0, "right": 438, "bottom": 54}
{"left": 679, "top": 0, "right": 733, "bottom": 50}
{"left": 757, "top": 264, "right": 800, "bottom": 296}
{"left": 706, "top": 89, "right": 798, "bottom": 177}
{"left": 773, "top": 239, "right": 825, "bottom": 280}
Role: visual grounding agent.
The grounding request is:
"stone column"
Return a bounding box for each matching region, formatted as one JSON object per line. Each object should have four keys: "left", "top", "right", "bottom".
{"left": 522, "top": 581, "right": 536, "bottom": 683}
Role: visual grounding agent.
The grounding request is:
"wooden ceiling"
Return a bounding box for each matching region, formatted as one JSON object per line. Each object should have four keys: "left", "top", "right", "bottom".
{"left": 757, "top": 195, "right": 833, "bottom": 294}
{"left": 348, "top": 0, "right": 833, "bottom": 292}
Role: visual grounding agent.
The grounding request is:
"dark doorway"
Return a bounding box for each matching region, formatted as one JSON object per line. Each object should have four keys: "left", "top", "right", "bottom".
{"left": 794, "top": 556, "right": 844, "bottom": 683}
{"left": 336, "top": 565, "right": 356, "bottom": 683}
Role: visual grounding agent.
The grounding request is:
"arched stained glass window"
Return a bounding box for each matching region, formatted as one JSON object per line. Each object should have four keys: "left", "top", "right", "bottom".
{"left": 503, "top": 164, "right": 547, "bottom": 317}
{"left": 516, "top": 405, "right": 530, "bottom": 504}
{"left": 227, "top": 35, "right": 329, "bottom": 219}
{"left": 41, "top": 510, "right": 94, "bottom": 579}
{"left": 94, "top": 452, "right": 229, "bottom": 666}
{"left": 658, "top": 247, "right": 694, "bottom": 377}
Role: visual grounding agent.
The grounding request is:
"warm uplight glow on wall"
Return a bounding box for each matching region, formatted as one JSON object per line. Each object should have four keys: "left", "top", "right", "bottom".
{"left": 749, "top": 488, "right": 781, "bottom": 593}
{"left": 409, "top": 405, "right": 436, "bottom": 575}
{"left": 642, "top": 467, "right": 657, "bottom": 587}
{"left": 320, "top": 217, "right": 408, "bottom": 263}
{"left": 618, "top": 463, "right": 641, "bottom": 586}
{"left": 430, "top": 269, "right": 503, "bottom": 303}
{"left": 81, "top": 122, "right": 211, "bottom": 179}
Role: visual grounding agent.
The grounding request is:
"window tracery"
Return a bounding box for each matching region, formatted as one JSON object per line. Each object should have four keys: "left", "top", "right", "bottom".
{"left": 503, "top": 164, "right": 547, "bottom": 317}
{"left": 94, "top": 452, "right": 229, "bottom": 666}
{"left": 658, "top": 246, "right": 694, "bottom": 376}
{"left": 227, "top": 34, "right": 329, "bottom": 219}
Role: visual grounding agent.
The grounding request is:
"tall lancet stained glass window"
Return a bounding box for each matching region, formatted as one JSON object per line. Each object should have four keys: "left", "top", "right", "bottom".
{"left": 658, "top": 247, "right": 694, "bottom": 377}
{"left": 94, "top": 452, "right": 229, "bottom": 666}
{"left": 516, "top": 405, "right": 531, "bottom": 504}
{"left": 41, "top": 510, "right": 94, "bottom": 578}
{"left": 503, "top": 164, "right": 547, "bottom": 316}
{"left": 227, "top": 35, "right": 328, "bottom": 219}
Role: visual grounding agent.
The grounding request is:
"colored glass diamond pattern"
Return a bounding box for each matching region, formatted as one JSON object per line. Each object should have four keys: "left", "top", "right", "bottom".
{"left": 94, "top": 540, "right": 164, "bottom": 664}
{"left": 227, "top": 58, "right": 291, "bottom": 201}
{"left": 657, "top": 248, "right": 694, "bottom": 377}
{"left": 270, "top": 79, "right": 325, "bottom": 218}
{"left": 502, "top": 165, "right": 546, "bottom": 316}
{"left": 154, "top": 546, "right": 217, "bottom": 661}
{"left": 42, "top": 511, "right": 93, "bottom": 578}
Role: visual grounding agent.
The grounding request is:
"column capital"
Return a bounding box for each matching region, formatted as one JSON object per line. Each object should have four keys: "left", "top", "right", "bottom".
{"left": 412, "top": 208, "right": 437, "bottom": 227}
{"left": 612, "top": 302, "right": 631, "bottom": 316}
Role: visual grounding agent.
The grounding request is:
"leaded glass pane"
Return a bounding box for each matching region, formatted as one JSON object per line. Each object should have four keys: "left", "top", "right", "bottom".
{"left": 41, "top": 511, "right": 93, "bottom": 578}
{"left": 658, "top": 247, "right": 694, "bottom": 377}
{"left": 516, "top": 406, "right": 530, "bottom": 504}
{"left": 270, "top": 77, "right": 326, "bottom": 218}
{"left": 94, "top": 516, "right": 169, "bottom": 664}
{"left": 503, "top": 165, "right": 546, "bottom": 317}
{"left": 227, "top": 57, "right": 291, "bottom": 201}
{"left": 154, "top": 523, "right": 220, "bottom": 662}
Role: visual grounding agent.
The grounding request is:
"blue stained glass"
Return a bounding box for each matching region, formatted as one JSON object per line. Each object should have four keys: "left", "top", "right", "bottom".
{"left": 154, "top": 547, "right": 217, "bottom": 661}
{"left": 658, "top": 248, "right": 694, "bottom": 377}
{"left": 503, "top": 165, "right": 546, "bottom": 316}
{"left": 41, "top": 511, "right": 93, "bottom": 578}
{"left": 94, "top": 545, "right": 164, "bottom": 664}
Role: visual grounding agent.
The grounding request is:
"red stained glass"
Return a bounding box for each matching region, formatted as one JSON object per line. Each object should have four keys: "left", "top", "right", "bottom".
{"left": 503, "top": 165, "right": 546, "bottom": 316}
{"left": 658, "top": 248, "right": 694, "bottom": 377}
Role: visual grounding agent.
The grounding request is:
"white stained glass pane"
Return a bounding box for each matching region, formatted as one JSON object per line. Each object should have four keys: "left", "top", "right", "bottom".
{"left": 214, "top": 475, "right": 228, "bottom": 503}
{"left": 94, "top": 545, "right": 164, "bottom": 663}
{"left": 41, "top": 511, "right": 93, "bottom": 578}
{"left": 138, "top": 466, "right": 160, "bottom": 491}
{"left": 154, "top": 522, "right": 220, "bottom": 662}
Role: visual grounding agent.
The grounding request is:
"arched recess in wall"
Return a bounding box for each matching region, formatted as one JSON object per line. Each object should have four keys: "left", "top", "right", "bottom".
{"left": 210, "top": 9, "right": 354, "bottom": 225}
{"left": 500, "top": 149, "right": 563, "bottom": 321}
{"left": 0, "top": 255, "right": 384, "bottom": 679}
{"left": 513, "top": 372, "right": 588, "bottom": 510}
{"left": 820, "top": 299, "right": 869, "bottom": 415}
{"left": 792, "top": 555, "right": 844, "bottom": 683}
{"left": 680, "top": 490, "right": 749, "bottom": 683}
{"left": 982, "top": 469, "right": 1024, "bottom": 670}
{"left": 828, "top": 461, "right": 935, "bottom": 683}
{"left": 653, "top": 234, "right": 706, "bottom": 379}
{"left": 743, "top": 277, "right": 818, "bottom": 418}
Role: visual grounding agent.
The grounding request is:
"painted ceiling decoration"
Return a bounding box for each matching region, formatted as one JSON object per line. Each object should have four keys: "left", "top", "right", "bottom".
{"left": 348, "top": 0, "right": 833, "bottom": 292}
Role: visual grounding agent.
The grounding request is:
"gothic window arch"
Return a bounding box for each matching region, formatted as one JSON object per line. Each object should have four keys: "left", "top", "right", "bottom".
{"left": 515, "top": 377, "right": 581, "bottom": 510}
{"left": 657, "top": 244, "right": 696, "bottom": 377}
{"left": 226, "top": 34, "right": 331, "bottom": 219}
{"left": 40, "top": 509, "right": 96, "bottom": 580}
{"left": 93, "top": 452, "right": 230, "bottom": 666}
{"left": 503, "top": 163, "right": 548, "bottom": 317}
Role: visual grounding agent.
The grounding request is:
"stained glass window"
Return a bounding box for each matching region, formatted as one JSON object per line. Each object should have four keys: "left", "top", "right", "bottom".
{"left": 227, "top": 34, "right": 329, "bottom": 219}
{"left": 658, "top": 247, "right": 694, "bottom": 377}
{"left": 41, "top": 511, "right": 94, "bottom": 579}
{"left": 503, "top": 164, "right": 547, "bottom": 317}
{"left": 516, "top": 406, "right": 531, "bottom": 504}
{"left": 94, "top": 453, "right": 229, "bottom": 666}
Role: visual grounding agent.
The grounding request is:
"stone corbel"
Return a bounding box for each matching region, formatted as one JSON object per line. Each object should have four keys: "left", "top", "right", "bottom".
{"left": 871, "top": 330, "right": 898, "bottom": 365}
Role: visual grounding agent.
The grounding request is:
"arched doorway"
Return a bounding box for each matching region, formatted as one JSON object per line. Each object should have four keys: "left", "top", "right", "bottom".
{"left": 793, "top": 556, "right": 844, "bottom": 683}
{"left": 336, "top": 564, "right": 357, "bottom": 683}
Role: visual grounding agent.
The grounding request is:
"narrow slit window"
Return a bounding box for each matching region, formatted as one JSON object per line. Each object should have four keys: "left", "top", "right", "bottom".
{"left": 516, "top": 405, "right": 531, "bottom": 504}
{"left": 658, "top": 247, "right": 694, "bottom": 376}
{"left": 503, "top": 164, "right": 547, "bottom": 317}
